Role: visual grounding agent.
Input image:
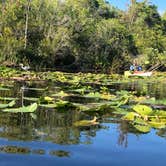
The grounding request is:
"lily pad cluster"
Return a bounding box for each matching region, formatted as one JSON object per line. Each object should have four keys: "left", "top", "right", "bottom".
{"left": 122, "top": 105, "right": 166, "bottom": 133}
{"left": 0, "top": 68, "right": 165, "bottom": 132}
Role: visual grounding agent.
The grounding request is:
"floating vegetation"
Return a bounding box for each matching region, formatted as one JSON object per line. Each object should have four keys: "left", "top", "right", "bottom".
{"left": 39, "top": 100, "right": 75, "bottom": 109}
{"left": 0, "top": 87, "right": 11, "bottom": 91}
{"left": 51, "top": 91, "right": 69, "bottom": 97}
{"left": 39, "top": 96, "right": 54, "bottom": 104}
{"left": 122, "top": 104, "right": 166, "bottom": 132}
{"left": 3, "top": 103, "right": 38, "bottom": 113}
{"left": 0, "top": 67, "right": 165, "bottom": 138}
{"left": 84, "top": 92, "right": 116, "bottom": 100}
{"left": 23, "top": 97, "right": 39, "bottom": 102}
{"left": 0, "top": 100, "right": 16, "bottom": 108}
{"left": 73, "top": 116, "right": 99, "bottom": 127}
{"left": 0, "top": 97, "right": 18, "bottom": 101}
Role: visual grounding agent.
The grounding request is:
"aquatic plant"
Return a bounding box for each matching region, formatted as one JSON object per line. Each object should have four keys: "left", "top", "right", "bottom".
{"left": 73, "top": 116, "right": 99, "bottom": 127}
{"left": 2, "top": 103, "right": 38, "bottom": 113}
{"left": 122, "top": 104, "right": 166, "bottom": 132}
{"left": 0, "top": 100, "right": 16, "bottom": 108}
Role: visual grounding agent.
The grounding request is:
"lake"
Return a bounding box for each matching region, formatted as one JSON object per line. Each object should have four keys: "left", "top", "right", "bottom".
{"left": 0, "top": 75, "right": 165, "bottom": 166}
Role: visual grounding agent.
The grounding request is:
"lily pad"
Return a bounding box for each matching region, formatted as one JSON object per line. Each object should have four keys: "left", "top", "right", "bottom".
{"left": 39, "top": 96, "right": 54, "bottom": 104}
{"left": 134, "top": 124, "right": 151, "bottom": 133}
{"left": 22, "top": 87, "right": 46, "bottom": 91}
{"left": 0, "top": 97, "right": 18, "bottom": 101}
{"left": 112, "top": 108, "right": 129, "bottom": 115}
{"left": 23, "top": 97, "right": 39, "bottom": 102}
{"left": 51, "top": 91, "right": 69, "bottom": 97}
{"left": 0, "top": 100, "right": 16, "bottom": 109}
{"left": 39, "top": 103, "right": 58, "bottom": 108}
{"left": 55, "top": 100, "right": 75, "bottom": 109}
{"left": 3, "top": 103, "right": 38, "bottom": 113}
{"left": 73, "top": 117, "right": 99, "bottom": 127}
{"left": 30, "top": 113, "right": 37, "bottom": 120}
{"left": 133, "top": 105, "right": 153, "bottom": 116}
{"left": 122, "top": 112, "right": 137, "bottom": 121}
{"left": 134, "top": 117, "right": 148, "bottom": 125}
{"left": 148, "top": 121, "right": 166, "bottom": 129}
{"left": 0, "top": 87, "right": 11, "bottom": 91}
{"left": 40, "top": 100, "right": 75, "bottom": 109}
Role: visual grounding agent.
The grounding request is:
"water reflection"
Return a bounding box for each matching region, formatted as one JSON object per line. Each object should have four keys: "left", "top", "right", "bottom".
{"left": 116, "top": 81, "right": 166, "bottom": 99}
{"left": 156, "top": 128, "right": 166, "bottom": 139}
{"left": 0, "top": 145, "right": 70, "bottom": 157}
{"left": 117, "top": 121, "right": 129, "bottom": 148}
{"left": 0, "top": 107, "right": 104, "bottom": 145}
{"left": 49, "top": 150, "right": 70, "bottom": 157}
{"left": 0, "top": 145, "right": 30, "bottom": 154}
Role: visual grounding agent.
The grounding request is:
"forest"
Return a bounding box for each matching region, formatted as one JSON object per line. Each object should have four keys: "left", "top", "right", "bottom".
{"left": 0, "top": 0, "right": 166, "bottom": 73}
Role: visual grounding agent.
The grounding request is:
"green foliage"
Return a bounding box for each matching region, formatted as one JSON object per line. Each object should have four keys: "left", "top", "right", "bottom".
{"left": 133, "top": 124, "right": 151, "bottom": 133}
{"left": 133, "top": 105, "right": 153, "bottom": 116}
{"left": 73, "top": 116, "right": 98, "bottom": 127}
{"left": 0, "top": 0, "right": 166, "bottom": 72}
{"left": 122, "top": 104, "right": 166, "bottom": 132}
{"left": 3, "top": 103, "right": 38, "bottom": 113}
{"left": 123, "top": 112, "right": 136, "bottom": 121}
{"left": 0, "top": 100, "right": 16, "bottom": 109}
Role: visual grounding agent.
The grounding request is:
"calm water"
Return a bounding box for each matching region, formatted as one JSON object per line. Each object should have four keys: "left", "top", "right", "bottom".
{"left": 0, "top": 79, "right": 165, "bottom": 166}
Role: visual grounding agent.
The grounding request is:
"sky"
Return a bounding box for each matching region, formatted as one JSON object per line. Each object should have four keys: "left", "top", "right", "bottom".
{"left": 108, "top": 0, "right": 166, "bottom": 15}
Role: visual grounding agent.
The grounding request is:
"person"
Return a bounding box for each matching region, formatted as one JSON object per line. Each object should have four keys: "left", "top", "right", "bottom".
{"left": 130, "top": 64, "right": 135, "bottom": 71}
{"left": 137, "top": 65, "right": 142, "bottom": 71}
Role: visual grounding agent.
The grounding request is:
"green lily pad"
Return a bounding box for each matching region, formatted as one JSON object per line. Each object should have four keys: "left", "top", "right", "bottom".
{"left": 74, "top": 117, "right": 98, "bottom": 127}
{"left": 0, "top": 100, "right": 16, "bottom": 109}
{"left": 112, "top": 108, "right": 129, "bottom": 115}
{"left": 3, "top": 103, "right": 38, "bottom": 113}
{"left": 30, "top": 113, "right": 37, "bottom": 120}
{"left": 134, "top": 124, "right": 151, "bottom": 133}
{"left": 23, "top": 87, "right": 46, "bottom": 91}
{"left": 0, "top": 97, "right": 18, "bottom": 101}
{"left": 39, "top": 103, "right": 58, "bottom": 108}
{"left": 51, "top": 91, "right": 69, "bottom": 97}
{"left": 73, "top": 103, "right": 91, "bottom": 111}
{"left": 55, "top": 100, "right": 75, "bottom": 109}
{"left": 40, "top": 100, "right": 75, "bottom": 109}
{"left": 23, "top": 97, "right": 39, "bottom": 102}
{"left": 133, "top": 105, "right": 153, "bottom": 116}
{"left": 148, "top": 121, "right": 166, "bottom": 129}
{"left": 84, "top": 92, "right": 101, "bottom": 98}
{"left": 122, "top": 112, "right": 136, "bottom": 121}
{"left": 116, "top": 97, "right": 129, "bottom": 107}
{"left": 134, "top": 117, "right": 148, "bottom": 125}
{"left": 0, "top": 87, "right": 10, "bottom": 91}
{"left": 152, "top": 110, "right": 166, "bottom": 117}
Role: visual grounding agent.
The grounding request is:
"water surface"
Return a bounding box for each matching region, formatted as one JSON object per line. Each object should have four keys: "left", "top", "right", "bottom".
{"left": 0, "top": 79, "right": 165, "bottom": 166}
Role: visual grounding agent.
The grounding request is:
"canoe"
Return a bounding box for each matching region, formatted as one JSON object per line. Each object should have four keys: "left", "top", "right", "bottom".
{"left": 124, "top": 71, "right": 152, "bottom": 77}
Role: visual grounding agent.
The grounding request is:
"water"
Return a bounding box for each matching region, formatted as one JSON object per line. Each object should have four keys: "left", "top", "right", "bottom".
{"left": 0, "top": 79, "right": 165, "bottom": 166}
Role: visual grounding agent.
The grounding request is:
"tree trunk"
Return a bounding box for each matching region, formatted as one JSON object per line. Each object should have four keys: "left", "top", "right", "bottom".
{"left": 24, "top": 0, "right": 31, "bottom": 49}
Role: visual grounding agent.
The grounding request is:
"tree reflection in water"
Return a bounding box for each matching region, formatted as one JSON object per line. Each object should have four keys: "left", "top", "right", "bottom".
{"left": 0, "top": 145, "right": 70, "bottom": 157}
{"left": 0, "top": 106, "right": 105, "bottom": 145}
{"left": 117, "top": 121, "right": 128, "bottom": 148}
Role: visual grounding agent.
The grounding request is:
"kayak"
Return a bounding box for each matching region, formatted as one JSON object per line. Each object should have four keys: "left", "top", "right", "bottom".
{"left": 124, "top": 71, "right": 152, "bottom": 77}
{"left": 130, "top": 71, "right": 152, "bottom": 77}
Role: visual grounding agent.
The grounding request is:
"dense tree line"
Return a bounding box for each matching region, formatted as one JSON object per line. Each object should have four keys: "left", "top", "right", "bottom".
{"left": 0, "top": 0, "right": 166, "bottom": 73}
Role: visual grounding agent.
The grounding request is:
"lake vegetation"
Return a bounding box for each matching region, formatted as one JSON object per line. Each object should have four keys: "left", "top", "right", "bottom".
{"left": 0, "top": 67, "right": 165, "bottom": 131}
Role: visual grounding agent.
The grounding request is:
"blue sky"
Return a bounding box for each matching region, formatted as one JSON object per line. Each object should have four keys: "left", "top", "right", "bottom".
{"left": 108, "top": 0, "right": 166, "bottom": 14}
